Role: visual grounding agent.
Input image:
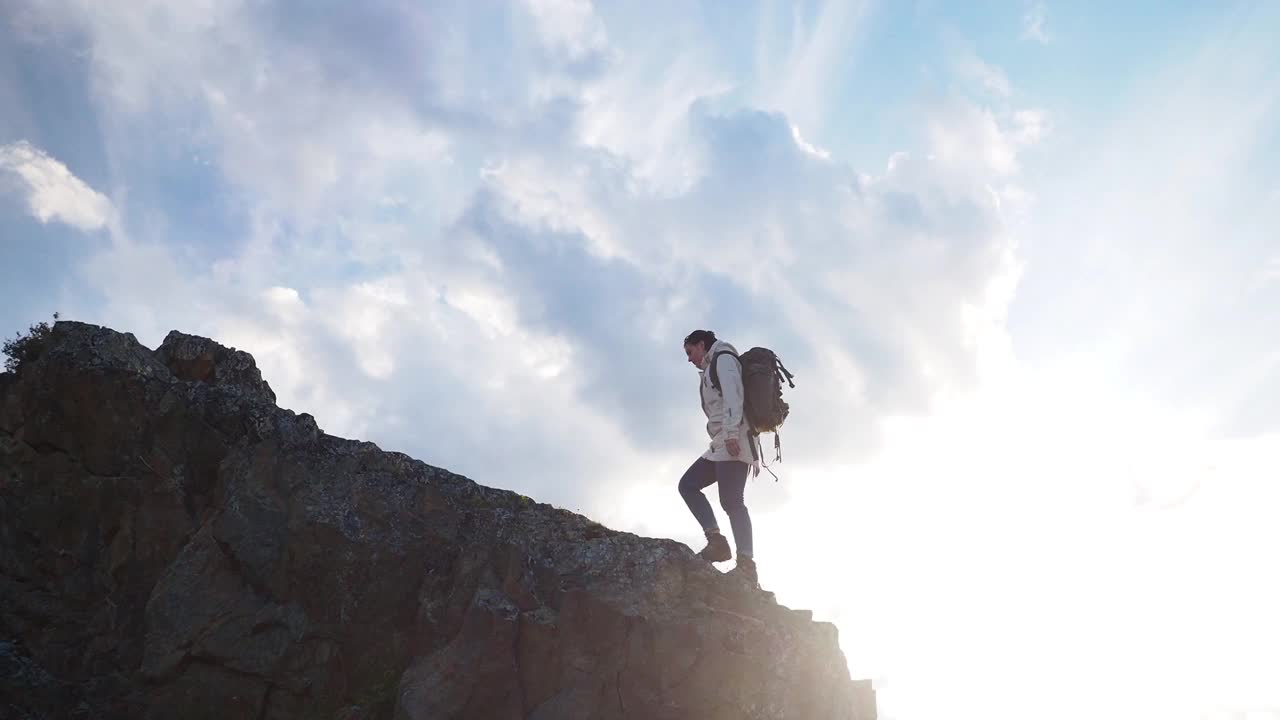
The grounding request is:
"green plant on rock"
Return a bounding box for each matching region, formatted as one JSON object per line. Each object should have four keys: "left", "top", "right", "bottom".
{"left": 3, "top": 312, "right": 59, "bottom": 373}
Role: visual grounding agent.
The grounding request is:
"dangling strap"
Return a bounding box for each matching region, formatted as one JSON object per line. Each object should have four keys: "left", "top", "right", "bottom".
{"left": 775, "top": 358, "right": 795, "bottom": 388}
{"left": 749, "top": 431, "right": 761, "bottom": 478}
{"left": 755, "top": 431, "right": 782, "bottom": 482}
{"left": 760, "top": 456, "right": 780, "bottom": 482}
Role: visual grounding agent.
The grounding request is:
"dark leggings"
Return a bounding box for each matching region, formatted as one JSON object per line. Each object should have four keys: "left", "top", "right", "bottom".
{"left": 678, "top": 457, "right": 753, "bottom": 557}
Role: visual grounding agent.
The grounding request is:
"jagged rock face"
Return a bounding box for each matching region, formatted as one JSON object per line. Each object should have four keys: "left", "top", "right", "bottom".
{"left": 0, "top": 322, "right": 876, "bottom": 720}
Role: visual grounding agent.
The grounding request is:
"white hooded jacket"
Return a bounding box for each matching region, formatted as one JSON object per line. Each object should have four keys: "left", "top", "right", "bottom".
{"left": 698, "top": 339, "right": 757, "bottom": 467}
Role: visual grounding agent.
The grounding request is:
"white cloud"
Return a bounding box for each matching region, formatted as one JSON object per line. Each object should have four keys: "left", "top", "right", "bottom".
{"left": 1021, "top": 2, "right": 1050, "bottom": 44}
{"left": 0, "top": 141, "right": 113, "bottom": 231}
{"left": 790, "top": 123, "right": 832, "bottom": 159}
{"left": 521, "top": 0, "right": 609, "bottom": 63}
{"left": 751, "top": 0, "right": 873, "bottom": 139}
{"left": 927, "top": 101, "right": 1048, "bottom": 179}
{"left": 575, "top": 32, "right": 728, "bottom": 193}
{"left": 955, "top": 51, "right": 1012, "bottom": 98}
{"left": 14, "top": 0, "right": 1039, "bottom": 525}
{"left": 1011, "top": 108, "right": 1050, "bottom": 144}
{"left": 1007, "top": 0, "right": 1280, "bottom": 441}
{"left": 1260, "top": 254, "right": 1280, "bottom": 286}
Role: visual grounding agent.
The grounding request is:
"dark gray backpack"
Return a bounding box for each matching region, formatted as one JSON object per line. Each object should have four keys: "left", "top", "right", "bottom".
{"left": 709, "top": 347, "right": 795, "bottom": 475}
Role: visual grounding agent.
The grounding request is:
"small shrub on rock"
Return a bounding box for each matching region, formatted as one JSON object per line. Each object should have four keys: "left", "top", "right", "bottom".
{"left": 3, "top": 312, "right": 59, "bottom": 373}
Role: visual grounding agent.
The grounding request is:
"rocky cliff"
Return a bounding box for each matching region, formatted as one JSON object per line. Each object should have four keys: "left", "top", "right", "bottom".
{"left": 0, "top": 321, "right": 876, "bottom": 720}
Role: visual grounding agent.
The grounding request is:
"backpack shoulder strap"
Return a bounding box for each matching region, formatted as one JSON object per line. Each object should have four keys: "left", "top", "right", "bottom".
{"left": 708, "top": 350, "right": 739, "bottom": 393}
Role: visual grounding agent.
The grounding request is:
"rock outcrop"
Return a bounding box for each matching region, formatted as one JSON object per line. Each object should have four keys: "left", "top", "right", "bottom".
{"left": 0, "top": 321, "right": 876, "bottom": 720}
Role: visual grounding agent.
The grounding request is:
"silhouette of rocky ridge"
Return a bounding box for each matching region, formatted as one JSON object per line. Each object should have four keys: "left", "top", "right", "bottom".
{"left": 0, "top": 321, "right": 876, "bottom": 719}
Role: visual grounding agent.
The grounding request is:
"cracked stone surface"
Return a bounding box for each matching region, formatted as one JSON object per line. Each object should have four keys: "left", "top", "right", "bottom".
{"left": 0, "top": 321, "right": 877, "bottom": 720}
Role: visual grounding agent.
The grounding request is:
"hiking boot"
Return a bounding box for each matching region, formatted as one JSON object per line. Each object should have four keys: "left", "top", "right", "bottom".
{"left": 696, "top": 532, "right": 732, "bottom": 563}
{"left": 728, "top": 556, "right": 758, "bottom": 587}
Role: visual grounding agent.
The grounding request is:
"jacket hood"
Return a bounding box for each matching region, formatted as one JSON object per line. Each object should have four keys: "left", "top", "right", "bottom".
{"left": 701, "top": 339, "right": 738, "bottom": 370}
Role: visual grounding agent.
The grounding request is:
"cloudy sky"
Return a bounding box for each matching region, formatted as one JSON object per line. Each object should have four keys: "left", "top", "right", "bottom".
{"left": 2, "top": 1, "right": 1278, "bottom": 718}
